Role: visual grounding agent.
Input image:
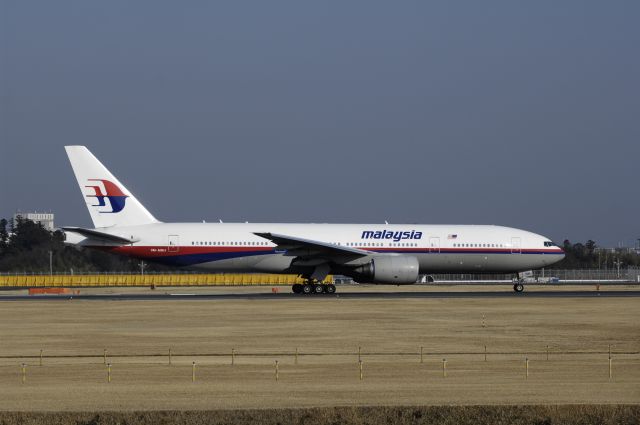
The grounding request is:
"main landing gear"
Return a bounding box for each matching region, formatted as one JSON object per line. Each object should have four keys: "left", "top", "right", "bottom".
{"left": 513, "top": 283, "right": 524, "bottom": 293}
{"left": 292, "top": 282, "right": 337, "bottom": 295}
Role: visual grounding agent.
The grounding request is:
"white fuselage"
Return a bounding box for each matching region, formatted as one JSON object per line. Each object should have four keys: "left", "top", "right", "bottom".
{"left": 62, "top": 146, "right": 566, "bottom": 285}
{"left": 68, "top": 223, "right": 565, "bottom": 275}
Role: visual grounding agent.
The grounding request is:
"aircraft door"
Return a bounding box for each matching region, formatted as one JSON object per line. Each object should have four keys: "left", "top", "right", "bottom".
{"left": 511, "top": 237, "right": 521, "bottom": 254}
{"left": 168, "top": 235, "right": 180, "bottom": 253}
{"left": 429, "top": 237, "right": 440, "bottom": 253}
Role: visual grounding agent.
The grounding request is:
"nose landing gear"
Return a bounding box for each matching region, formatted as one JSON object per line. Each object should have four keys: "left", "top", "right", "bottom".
{"left": 512, "top": 272, "right": 526, "bottom": 293}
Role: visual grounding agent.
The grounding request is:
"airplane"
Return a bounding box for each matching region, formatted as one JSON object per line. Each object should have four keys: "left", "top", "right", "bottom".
{"left": 63, "top": 146, "right": 565, "bottom": 294}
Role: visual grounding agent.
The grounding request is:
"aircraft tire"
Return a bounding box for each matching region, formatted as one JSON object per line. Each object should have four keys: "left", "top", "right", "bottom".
{"left": 302, "top": 284, "right": 313, "bottom": 295}
{"left": 325, "top": 284, "right": 336, "bottom": 294}
{"left": 313, "top": 284, "right": 325, "bottom": 294}
{"left": 513, "top": 283, "right": 524, "bottom": 293}
{"left": 292, "top": 284, "right": 303, "bottom": 294}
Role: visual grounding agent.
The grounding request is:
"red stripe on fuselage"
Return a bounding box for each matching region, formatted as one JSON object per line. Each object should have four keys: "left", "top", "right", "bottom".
{"left": 90, "top": 245, "right": 563, "bottom": 258}
{"left": 92, "top": 245, "right": 274, "bottom": 258}
{"left": 361, "top": 247, "right": 564, "bottom": 254}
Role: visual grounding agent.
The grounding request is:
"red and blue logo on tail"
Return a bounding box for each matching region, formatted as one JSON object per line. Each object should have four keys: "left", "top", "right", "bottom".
{"left": 85, "top": 179, "right": 128, "bottom": 213}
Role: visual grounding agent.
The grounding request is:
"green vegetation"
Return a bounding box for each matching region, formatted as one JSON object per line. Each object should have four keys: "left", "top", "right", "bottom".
{"left": 555, "top": 239, "right": 640, "bottom": 269}
{"left": 0, "top": 406, "right": 637, "bottom": 425}
{"left": 0, "top": 217, "right": 167, "bottom": 273}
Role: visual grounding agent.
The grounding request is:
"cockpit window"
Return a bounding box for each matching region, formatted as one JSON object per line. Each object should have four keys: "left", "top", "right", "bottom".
{"left": 544, "top": 241, "right": 555, "bottom": 247}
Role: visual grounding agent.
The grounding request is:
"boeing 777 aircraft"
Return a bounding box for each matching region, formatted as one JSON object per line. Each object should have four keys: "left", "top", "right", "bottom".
{"left": 63, "top": 146, "right": 565, "bottom": 294}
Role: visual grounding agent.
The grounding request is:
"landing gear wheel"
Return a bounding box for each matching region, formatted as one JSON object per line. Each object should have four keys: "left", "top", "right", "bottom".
{"left": 302, "top": 284, "right": 313, "bottom": 295}
{"left": 313, "top": 284, "right": 325, "bottom": 294}
{"left": 292, "top": 284, "right": 303, "bottom": 294}
{"left": 513, "top": 283, "right": 524, "bottom": 293}
{"left": 325, "top": 284, "right": 336, "bottom": 294}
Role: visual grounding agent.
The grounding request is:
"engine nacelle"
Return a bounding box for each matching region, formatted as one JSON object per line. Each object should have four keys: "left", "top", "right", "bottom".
{"left": 352, "top": 255, "right": 419, "bottom": 284}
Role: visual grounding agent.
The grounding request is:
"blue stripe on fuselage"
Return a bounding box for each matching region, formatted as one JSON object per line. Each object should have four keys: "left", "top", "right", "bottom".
{"left": 150, "top": 249, "right": 275, "bottom": 267}
{"left": 143, "top": 248, "right": 562, "bottom": 267}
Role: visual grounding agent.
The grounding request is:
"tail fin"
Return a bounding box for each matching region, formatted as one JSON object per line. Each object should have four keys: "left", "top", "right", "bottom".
{"left": 65, "top": 146, "right": 159, "bottom": 228}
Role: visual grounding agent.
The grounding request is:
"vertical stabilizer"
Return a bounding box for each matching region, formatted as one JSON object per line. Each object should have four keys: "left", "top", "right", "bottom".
{"left": 65, "top": 146, "right": 159, "bottom": 228}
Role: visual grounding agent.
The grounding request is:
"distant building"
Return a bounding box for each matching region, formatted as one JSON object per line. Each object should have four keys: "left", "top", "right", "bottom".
{"left": 13, "top": 212, "right": 55, "bottom": 231}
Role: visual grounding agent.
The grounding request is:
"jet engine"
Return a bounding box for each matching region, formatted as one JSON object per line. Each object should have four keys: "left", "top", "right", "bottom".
{"left": 351, "top": 255, "right": 419, "bottom": 284}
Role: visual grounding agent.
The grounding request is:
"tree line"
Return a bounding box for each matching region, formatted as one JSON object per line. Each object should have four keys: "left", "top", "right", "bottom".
{"left": 553, "top": 239, "right": 640, "bottom": 269}
{"left": 0, "top": 217, "right": 169, "bottom": 273}
{"left": 1, "top": 217, "right": 638, "bottom": 273}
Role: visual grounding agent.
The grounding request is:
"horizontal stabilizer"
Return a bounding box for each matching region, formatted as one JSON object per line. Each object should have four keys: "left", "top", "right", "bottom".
{"left": 62, "top": 227, "right": 137, "bottom": 244}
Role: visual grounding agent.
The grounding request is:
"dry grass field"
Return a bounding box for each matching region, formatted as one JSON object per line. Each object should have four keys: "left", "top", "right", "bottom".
{"left": 0, "top": 287, "right": 638, "bottom": 412}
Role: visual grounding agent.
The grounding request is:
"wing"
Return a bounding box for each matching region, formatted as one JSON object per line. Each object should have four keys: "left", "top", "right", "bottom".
{"left": 253, "top": 232, "right": 369, "bottom": 260}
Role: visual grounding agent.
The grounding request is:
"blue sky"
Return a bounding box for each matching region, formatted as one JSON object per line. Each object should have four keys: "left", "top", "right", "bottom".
{"left": 1, "top": 1, "right": 639, "bottom": 247}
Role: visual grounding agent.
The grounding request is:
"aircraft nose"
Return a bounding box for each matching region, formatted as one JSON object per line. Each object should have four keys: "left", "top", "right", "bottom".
{"left": 552, "top": 246, "right": 566, "bottom": 264}
{"left": 557, "top": 243, "right": 566, "bottom": 258}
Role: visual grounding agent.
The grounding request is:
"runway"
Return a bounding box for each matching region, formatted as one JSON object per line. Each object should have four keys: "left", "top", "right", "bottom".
{"left": 0, "top": 290, "right": 638, "bottom": 301}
